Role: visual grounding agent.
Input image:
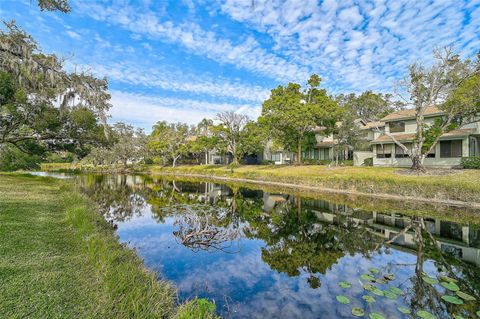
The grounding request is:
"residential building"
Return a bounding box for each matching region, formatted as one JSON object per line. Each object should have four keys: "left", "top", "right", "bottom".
{"left": 370, "top": 106, "right": 480, "bottom": 168}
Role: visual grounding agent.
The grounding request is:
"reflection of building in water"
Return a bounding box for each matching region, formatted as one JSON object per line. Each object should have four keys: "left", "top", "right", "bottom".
{"left": 295, "top": 197, "right": 480, "bottom": 267}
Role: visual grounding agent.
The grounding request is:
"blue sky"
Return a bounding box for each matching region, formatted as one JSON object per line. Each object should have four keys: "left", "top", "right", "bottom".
{"left": 1, "top": 0, "right": 479, "bottom": 131}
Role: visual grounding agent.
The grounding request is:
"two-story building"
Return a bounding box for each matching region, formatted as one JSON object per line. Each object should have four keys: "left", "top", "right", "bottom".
{"left": 371, "top": 106, "right": 480, "bottom": 168}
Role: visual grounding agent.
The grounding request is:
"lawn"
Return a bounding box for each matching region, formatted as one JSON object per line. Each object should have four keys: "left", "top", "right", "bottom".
{"left": 0, "top": 174, "right": 217, "bottom": 319}
{"left": 151, "top": 165, "right": 480, "bottom": 204}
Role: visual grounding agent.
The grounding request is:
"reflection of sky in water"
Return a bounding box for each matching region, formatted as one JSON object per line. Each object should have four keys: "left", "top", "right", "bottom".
{"left": 116, "top": 205, "right": 443, "bottom": 319}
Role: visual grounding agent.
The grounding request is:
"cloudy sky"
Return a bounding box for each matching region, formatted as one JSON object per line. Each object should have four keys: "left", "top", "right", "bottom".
{"left": 2, "top": 0, "right": 479, "bottom": 130}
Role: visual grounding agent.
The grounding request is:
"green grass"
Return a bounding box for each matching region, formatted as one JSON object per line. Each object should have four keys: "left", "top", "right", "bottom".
{"left": 0, "top": 173, "right": 217, "bottom": 319}
{"left": 149, "top": 164, "right": 480, "bottom": 204}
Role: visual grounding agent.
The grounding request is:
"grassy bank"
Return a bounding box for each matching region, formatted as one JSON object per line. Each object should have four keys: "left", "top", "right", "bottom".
{"left": 39, "top": 163, "right": 480, "bottom": 205}
{"left": 148, "top": 164, "right": 480, "bottom": 205}
{"left": 0, "top": 174, "right": 217, "bottom": 319}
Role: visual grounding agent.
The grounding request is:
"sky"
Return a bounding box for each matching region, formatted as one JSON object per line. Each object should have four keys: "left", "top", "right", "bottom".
{"left": 1, "top": 0, "right": 480, "bottom": 131}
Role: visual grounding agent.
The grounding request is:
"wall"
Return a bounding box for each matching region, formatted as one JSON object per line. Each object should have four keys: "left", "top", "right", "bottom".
{"left": 373, "top": 136, "right": 469, "bottom": 167}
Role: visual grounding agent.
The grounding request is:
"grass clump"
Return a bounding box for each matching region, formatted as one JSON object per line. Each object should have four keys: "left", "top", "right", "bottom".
{"left": 0, "top": 174, "right": 217, "bottom": 318}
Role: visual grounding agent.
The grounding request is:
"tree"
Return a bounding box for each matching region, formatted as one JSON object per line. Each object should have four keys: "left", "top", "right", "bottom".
{"left": 0, "top": 22, "right": 111, "bottom": 157}
{"left": 148, "top": 121, "right": 190, "bottom": 167}
{"left": 261, "top": 74, "right": 342, "bottom": 164}
{"left": 110, "top": 123, "right": 147, "bottom": 168}
{"left": 392, "top": 47, "right": 480, "bottom": 171}
{"left": 337, "top": 91, "right": 402, "bottom": 121}
{"left": 214, "top": 111, "right": 249, "bottom": 164}
{"left": 37, "top": 0, "right": 71, "bottom": 13}
{"left": 189, "top": 118, "right": 219, "bottom": 164}
{"left": 331, "top": 108, "right": 363, "bottom": 165}
{"left": 238, "top": 121, "right": 268, "bottom": 159}
{"left": 83, "top": 123, "right": 146, "bottom": 168}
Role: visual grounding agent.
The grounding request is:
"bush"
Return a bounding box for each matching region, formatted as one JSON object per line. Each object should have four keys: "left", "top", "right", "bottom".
{"left": 461, "top": 157, "right": 480, "bottom": 169}
{"left": 302, "top": 159, "right": 331, "bottom": 165}
{"left": 260, "top": 160, "right": 275, "bottom": 165}
{"left": 0, "top": 146, "right": 41, "bottom": 171}
{"left": 363, "top": 158, "right": 373, "bottom": 166}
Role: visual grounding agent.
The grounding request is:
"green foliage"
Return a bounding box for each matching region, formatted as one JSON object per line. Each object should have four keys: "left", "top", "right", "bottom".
{"left": 148, "top": 121, "right": 190, "bottom": 167}
{"left": 363, "top": 158, "right": 373, "bottom": 166}
{"left": 461, "top": 157, "right": 480, "bottom": 169}
{"left": 175, "top": 298, "right": 219, "bottom": 319}
{"left": 0, "top": 145, "right": 41, "bottom": 171}
{"left": 261, "top": 74, "right": 342, "bottom": 163}
{"left": 336, "top": 91, "right": 402, "bottom": 121}
{"left": 37, "top": 0, "right": 71, "bottom": 12}
{"left": 0, "top": 23, "right": 110, "bottom": 157}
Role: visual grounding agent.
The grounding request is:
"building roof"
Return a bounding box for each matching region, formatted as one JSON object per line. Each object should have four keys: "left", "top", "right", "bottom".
{"left": 371, "top": 128, "right": 475, "bottom": 144}
{"left": 381, "top": 106, "right": 444, "bottom": 122}
{"left": 360, "top": 121, "right": 385, "bottom": 130}
{"left": 316, "top": 141, "right": 335, "bottom": 148}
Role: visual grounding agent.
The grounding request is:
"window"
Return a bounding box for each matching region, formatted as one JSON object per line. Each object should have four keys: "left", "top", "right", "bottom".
{"left": 271, "top": 153, "right": 281, "bottom": 161}
{"left": 376, "top": 144, "right": 392, "bottom": 158}
{"left": 389, "top": 121, "right": 405, "bottom": 133}
{"left": 395, "top": 143, "right": 411, "bottom": 158}
{"left": 470, "top": 136, "right": 480, "bottom": 157}
{"left": 318, "top": 148, "right": 329, "bottom": 160}
{"left": 440, "top": 140, "right": 463, "bottom": 158}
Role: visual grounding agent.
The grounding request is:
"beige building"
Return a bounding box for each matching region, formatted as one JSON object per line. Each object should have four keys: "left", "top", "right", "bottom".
{"left": 370, "top": 106, "right": 480, "bottom": 168}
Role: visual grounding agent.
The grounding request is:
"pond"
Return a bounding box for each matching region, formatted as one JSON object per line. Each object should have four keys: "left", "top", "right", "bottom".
{"left": 74, "top": 174, "right": 480, "bottom": 319}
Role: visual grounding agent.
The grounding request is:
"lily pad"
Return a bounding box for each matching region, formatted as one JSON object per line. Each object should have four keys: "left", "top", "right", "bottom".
{"left": 441, "top": 281, "right": 460, "bottom": 291}
{"left": 339, "top": 281, "right": 352, "bottom": 289}
{"left": 384, "top": 274, "right": 395, "bottom": 281}
{"left": 336, "top": 295, "right": 350, "bottom": 304}
{"left": 397, "top": 306, "right": 411, "bottom": 314}
{"left": 422, "top": 276, "right": 439, "bottom": 285}
{"left": 375, "top": 278, "right": 387, "bottom": 284}
{"left": 384, "top": 290, "right": 398, "bottom": 300}
{"left": 352, "top": 307, "right": 365, "bottom": 317}
{"left": 476, "top": 310, "right": 480, "bottom": 317}
{"left": 440, "top": 276, "right": 458, "bottom": 283}
{"left": 456, "top": 291, "right": 476, "bottom": 301}
{"left": 362, "top": 295, "right": 375, "bottom": 303}
{"left": 369, "top": 312, "right": 386, "bottom": 319}
{"left": 371, "top": 287, "right": 384, "bottom": 296}
{"left": 369, "top": 267, "right": 380, "bottom": 274}
{"left": 442, "top": 295, "right": 464, "bottom": 305}
{"left": 389, "top": 287, "right": 404, "bottom": 295}
{"left": 417, "top": 310, "right": 436, "bottom": 319}
{"left": 361, "top": 274, "right": 376, "bottom": 282}
{"left": 453, "top": 314, "right": 466, "bottom": 319}
{"left": 363, "top": 284, "right": 375, "bottom": 291}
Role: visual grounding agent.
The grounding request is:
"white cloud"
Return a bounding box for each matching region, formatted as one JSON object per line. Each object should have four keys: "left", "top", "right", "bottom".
{"left": 109, "top": 90, "right": 260, "bottom": 131}
{"left": 73, "top": 1, "right": 311, "bottom": 83}
{"left": 65, "top": 30, "right": 81, "bottom": 40}
{"left": 78, "top": 62, "right": 270, "bottom": 103}
{"left": 219, "top": 0, "right": 480, "bottom": 92}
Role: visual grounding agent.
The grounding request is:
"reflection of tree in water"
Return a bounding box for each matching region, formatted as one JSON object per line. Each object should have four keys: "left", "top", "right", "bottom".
{"left": 77, "top": 174, "right": 148, "bottom": 223}
{"left": 252, "top": 198, "right": 380, "bottom": 288}
{"left": 384, "top": 217, "right": 480, "bottom": 318}
{"left": 79, "top": 175, "right": 480, "bottom": 315}
{"left": 171, "top": 205, "right": 245, "bottom": 253}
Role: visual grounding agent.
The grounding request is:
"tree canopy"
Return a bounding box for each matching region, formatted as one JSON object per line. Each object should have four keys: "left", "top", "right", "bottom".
{"left": 0, "top": 22, "right": 110, "bottom": 159}
{"left": 260, "top": 74, "right": 342, "bottom": 163}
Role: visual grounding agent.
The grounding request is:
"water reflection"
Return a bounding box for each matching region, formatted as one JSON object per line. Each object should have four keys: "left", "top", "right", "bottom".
{"left": 77, "top": 174, "right": 480, "bottom": 319}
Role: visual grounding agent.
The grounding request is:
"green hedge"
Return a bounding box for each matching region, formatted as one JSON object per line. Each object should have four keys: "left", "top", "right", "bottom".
{"left": 461, "top": 157, "right": 480, "bottom": 169}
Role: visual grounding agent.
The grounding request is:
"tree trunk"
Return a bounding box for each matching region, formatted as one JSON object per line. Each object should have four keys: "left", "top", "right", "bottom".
{"left": 410, "top": 154, "right": 426, "bottom": 172}
{"left": 297, "top": 141, "right": 302, "bottom": 165}
{"left": 172, "top": 156, "right": 178, "bottom": 167}
{"left": 205, "top": 151, "right": 208, "bottom": 165}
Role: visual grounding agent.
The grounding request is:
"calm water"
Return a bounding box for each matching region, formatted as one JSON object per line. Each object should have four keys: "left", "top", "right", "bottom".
{"left": 74, "top": 174, "right": 480, "bottom": 319}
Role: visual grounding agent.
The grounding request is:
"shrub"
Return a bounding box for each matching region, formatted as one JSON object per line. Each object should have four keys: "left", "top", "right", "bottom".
{"left": 260, "top": 160, "right": 275, "bottom": 165}
{"left": 363, "top": 158, "right": 373, "bottom": 166}
{"left": 302, "top": 159, "right": 331, "bottom": 165}
{"left": 461, "top": 157, "right": 480, "bottom": 169}
{"left": 0, "top": 146, "right": 41, "bottom": 171}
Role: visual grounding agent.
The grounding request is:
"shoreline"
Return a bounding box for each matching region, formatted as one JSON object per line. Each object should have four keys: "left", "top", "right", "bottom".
{"left": 151, "top": 171, "right": 480, "bottom": 209}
